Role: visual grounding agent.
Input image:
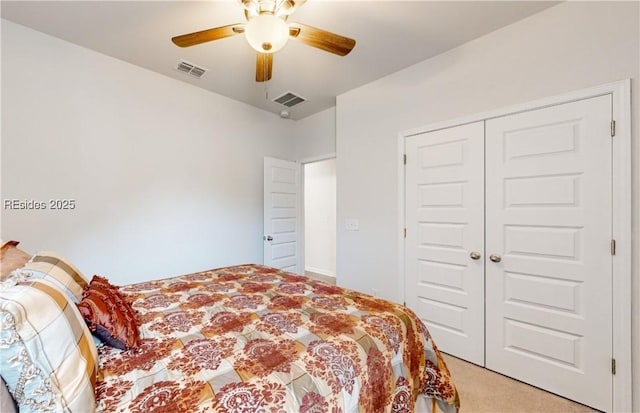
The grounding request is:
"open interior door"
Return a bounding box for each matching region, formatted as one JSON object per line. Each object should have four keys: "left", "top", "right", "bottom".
{"left": 264, "top": 157, "right": 302, "bottom": 274}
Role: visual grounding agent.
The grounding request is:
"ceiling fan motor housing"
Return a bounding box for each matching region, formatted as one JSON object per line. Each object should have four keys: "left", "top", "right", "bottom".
{"left": 240, "top": 0, "right": 298, "bottom": 17}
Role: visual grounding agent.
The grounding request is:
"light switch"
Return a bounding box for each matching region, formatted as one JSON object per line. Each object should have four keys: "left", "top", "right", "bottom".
{"left": 345, "top": 219, "right": 359, "bottom": 231}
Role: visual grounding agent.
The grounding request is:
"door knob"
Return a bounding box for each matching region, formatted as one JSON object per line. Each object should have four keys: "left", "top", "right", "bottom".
{"left": 470, "top": 252, "right": 481, "bottom": 260}
{"left": 264, "top": 235, "right": 273, "bottom": 241}
{"left": 489, "top": 254, "right": 502, "bottom": 263}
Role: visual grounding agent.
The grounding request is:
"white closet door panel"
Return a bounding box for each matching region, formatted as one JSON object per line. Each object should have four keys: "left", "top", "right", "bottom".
{"left": 405, "top": 121, "right": 485, "bottom": 365}
{"left": 485, "top": 95, "right": 612, "bottom": 411}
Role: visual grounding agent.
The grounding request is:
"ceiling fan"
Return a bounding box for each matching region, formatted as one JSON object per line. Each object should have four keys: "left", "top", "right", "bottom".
{"left": 172, "top": 0, "right": 356, "bottom": 82}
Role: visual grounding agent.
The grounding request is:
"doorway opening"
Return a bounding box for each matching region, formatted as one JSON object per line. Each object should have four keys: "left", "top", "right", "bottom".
{"left": 303, "top": 158, "right": 336, "bottom": 283}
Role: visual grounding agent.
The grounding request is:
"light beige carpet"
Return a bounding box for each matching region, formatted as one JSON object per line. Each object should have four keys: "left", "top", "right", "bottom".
{"left": 442, "top": 353, "right": 601, "bottom": 413}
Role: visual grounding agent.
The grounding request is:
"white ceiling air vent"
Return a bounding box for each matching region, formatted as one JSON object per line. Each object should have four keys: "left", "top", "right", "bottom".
{"left": 273, "top": 92, "right": 306, "bottom": 108}
{"left": 176, "top": 60, "right": 207, "bottom": 79}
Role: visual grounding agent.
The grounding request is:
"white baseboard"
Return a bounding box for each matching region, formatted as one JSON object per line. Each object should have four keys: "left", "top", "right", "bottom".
{"left": 305, "top": 266, "right": 335, "bottom": 277}
{"left": 305, "top": 268, "right": 336, "bottom": 284}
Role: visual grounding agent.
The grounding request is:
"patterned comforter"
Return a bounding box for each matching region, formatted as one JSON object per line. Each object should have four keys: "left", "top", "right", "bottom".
{"left": 96, "top": 264, "right": 459, "bottom": 412}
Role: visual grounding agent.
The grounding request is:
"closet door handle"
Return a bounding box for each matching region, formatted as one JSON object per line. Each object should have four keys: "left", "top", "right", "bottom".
{"left": 489, "top": 254, "right": 502, "bottom": 263}
{"left": 470, "top": 252, "right": 481, "bottom": 260}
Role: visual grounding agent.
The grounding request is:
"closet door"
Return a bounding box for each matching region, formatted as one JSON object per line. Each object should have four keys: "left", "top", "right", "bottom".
{"left": 485, "top": 95, "right": 612, "bottom": 411}
{"left": 405, "top": 122, "right": 485, "bottom": 365}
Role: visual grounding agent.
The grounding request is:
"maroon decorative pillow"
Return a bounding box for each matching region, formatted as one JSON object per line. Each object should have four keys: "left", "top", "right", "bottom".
{"left": 88, "top": 274, "right": 116, "bottom": 293}
{"left": 77, "top": 275, "right": 139, "bottom": 350}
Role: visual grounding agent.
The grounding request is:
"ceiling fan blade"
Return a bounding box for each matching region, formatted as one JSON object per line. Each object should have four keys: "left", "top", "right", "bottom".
{"left": 289, "top": 22, "right": 355, "bottom": 56}
{"left": 256, "top": 53, "right": 273, "bottom": 82}
{"left": 172, "top": 24, "right": 245, "bottom": 48}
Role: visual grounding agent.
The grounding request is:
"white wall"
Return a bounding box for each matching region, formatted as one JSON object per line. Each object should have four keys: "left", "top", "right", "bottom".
{"left": 304, "top": 159, "right": 336, "bottom": 277}
{"left": 1, "top": 20, "right": 295, "bottom": 285}
{"left": 335, "top": 1, "right": 639, "bottom": 410}
{"left": 294, "top": 107, "right": 336, "bottom": 161}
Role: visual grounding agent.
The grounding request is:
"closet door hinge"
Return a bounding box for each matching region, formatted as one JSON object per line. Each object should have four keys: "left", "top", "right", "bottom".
{"left": 611, "top": 120, "right": 616, "bottom": 137}
{"left": 612, "top": 358, "right": 616, "bottom": 375}
{"left": 403, "top": 154, "right": 407, "bottom": 165}
{"left": 611, "top": 239, "right": 616, "bottom": 255}
{"left": 404, "top": 228, "right": 407, "bottom": 238}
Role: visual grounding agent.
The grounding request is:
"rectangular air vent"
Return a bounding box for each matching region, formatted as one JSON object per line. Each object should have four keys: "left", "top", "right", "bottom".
{"left": 273, "top": 91, "right": 306, "bottom": 107}
{"left": 176, "top": 60, "right": 207, "bottom": 79}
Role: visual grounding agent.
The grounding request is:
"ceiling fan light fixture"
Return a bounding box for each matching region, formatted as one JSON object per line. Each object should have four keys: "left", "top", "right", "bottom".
{"left": 245, "top": 14, "right": 289, "bottom": 53}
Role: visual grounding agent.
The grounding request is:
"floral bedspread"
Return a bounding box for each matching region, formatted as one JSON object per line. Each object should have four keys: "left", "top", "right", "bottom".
{"left": 96, "top": 264, "right": 459, "bottom": 413}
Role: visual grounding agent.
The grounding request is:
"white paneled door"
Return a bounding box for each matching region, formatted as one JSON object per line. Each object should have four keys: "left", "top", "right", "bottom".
{"left": 485, "top": 95, "right": 612, "bottom": 411}
{"left": 405, "top": 94, "right": 613, "bottom": 411}
{"left": 405, "top": 122, "right": 486, "bottom": 365}
{"left": 264, "top": 157, "right": 302, "bottom": 274}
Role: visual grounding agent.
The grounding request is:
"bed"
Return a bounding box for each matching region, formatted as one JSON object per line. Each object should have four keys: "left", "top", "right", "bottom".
{"left": 0, "top": 241, "right": 459, "bottom": 412}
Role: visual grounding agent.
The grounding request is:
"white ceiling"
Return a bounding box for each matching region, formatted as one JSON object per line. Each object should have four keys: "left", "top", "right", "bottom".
{"left": 1, "top": 1, "right": 559, "bottom": 120}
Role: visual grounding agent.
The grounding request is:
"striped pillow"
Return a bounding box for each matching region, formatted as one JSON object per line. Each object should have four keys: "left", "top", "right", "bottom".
{"left": 0, "top": 278, "right": 98, "bottom": 412}
{"left": 17, "top": 251, "right": 88, "bottom": 303}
